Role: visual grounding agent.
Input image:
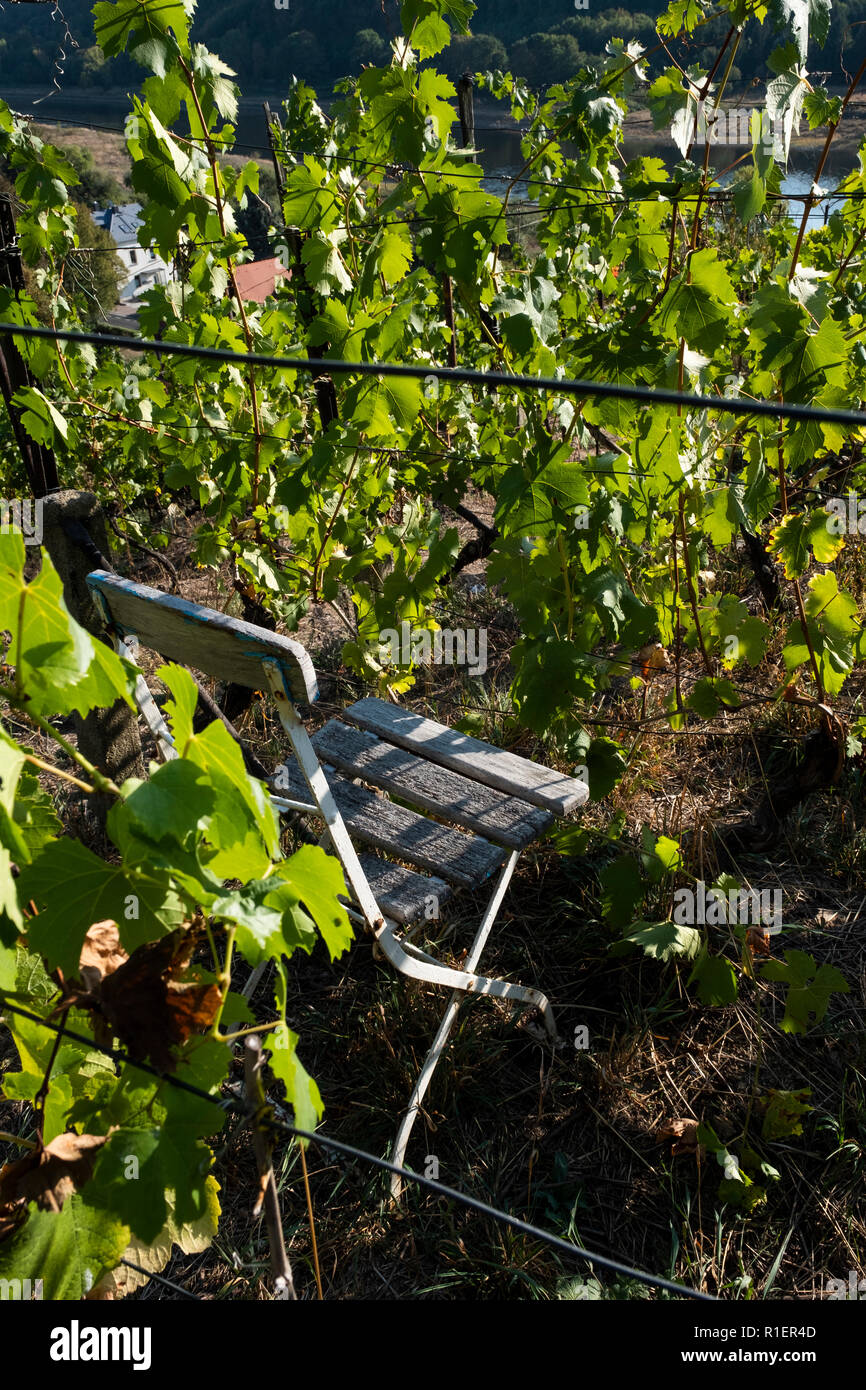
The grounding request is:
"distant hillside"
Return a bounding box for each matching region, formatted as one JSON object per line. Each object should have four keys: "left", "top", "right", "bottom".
{"left": 0, "top": 1, "right": 863, "bottom": 98}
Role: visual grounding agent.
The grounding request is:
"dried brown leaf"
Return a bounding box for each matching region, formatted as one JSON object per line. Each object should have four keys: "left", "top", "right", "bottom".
{"left": 78, "top": 919, "right": 128, "bottom": 991}
{"left": 0, "top": 1132, "right": 109, "bottom": 1213}
{"left": 96, "top": 926, "right": 221, "bottom": 1073}
{"left": 658, "top": 1117, "right": 701, "bottom": 1157}
{"left": 746, "top": 925, "right": 772, "bottom": 957}
{"left": 636, "top": 642, "right": 670, "bottom": 682}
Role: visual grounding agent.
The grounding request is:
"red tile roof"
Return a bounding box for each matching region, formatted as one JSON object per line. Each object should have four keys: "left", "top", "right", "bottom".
{"left": 234, "top": 256, "right": 291, "bottom": 303}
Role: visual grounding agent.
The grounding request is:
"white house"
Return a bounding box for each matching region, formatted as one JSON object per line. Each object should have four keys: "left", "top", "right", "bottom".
{"left": 92, "top": 202, "right": 173, "bottom": 302}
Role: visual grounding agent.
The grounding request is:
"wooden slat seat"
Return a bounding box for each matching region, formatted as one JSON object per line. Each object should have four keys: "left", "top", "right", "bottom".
{"left": 275, "top": 760, "right": 505, "bottom": 889}
{"left": 353, "top": 854, "right": 452, "bottom": 925}
{"left": 312, "top": 719, "right": 553, "bottom": 849}
{"left": 343, "top": 697, "right": 588, "bottom": 816}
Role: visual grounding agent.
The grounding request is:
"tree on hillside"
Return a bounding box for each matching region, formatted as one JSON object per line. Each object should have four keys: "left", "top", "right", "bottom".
{"left": 60, "top": 143, "right": 125, "bottom": 207}
{"left": 352, "top": 28, "right": 389, "bottom": 68}
{"left": 282, "top": 30, "right": 324, "bottom": 80}
{"left": 441, "top": 33, "right": 508, "bottom": 80}
{"left": 554, "top": 10, "right": 657, "bottom": 48}
{"left": 80, "top": 44, "right": 113, "bottom": 87}
{"left": 509, "top": 32, "right": 586, "bottom": 87}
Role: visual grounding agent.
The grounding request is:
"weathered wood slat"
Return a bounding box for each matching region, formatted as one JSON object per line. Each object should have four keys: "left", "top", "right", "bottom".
{"left": 343, "top": 698, "right": 588, "bottom": 815}
{"left": 350, "top": 854, "right": 452, "bottom": 924}
{"left": 86, "top": 570, "right": 318, "bottom": 704}
{"left": 312, "top": 720, "right": 552, "bottom": 848}
{"left": 276, "top": 760, "right": 504, "bottom": 888}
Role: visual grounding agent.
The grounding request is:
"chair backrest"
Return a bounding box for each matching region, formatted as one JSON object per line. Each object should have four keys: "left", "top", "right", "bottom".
{"left": 86, "top": 570, "right": 319, "bottom": 704}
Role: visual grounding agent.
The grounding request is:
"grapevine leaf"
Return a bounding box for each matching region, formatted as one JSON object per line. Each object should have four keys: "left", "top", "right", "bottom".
{"left": 269, "top": 961, "right": 323, "bottom": 1136}
{"left": 283, "top": 845, "right": 353, "bottom": 960}
{"left": 612, "top": 921, "right": 702, "bottom": 961}
{"left": 0, "top": 1195, "right": 129, "bottom": 1300}
{"left": 20, "top": 839, "right": 179, "bottom": 976}
{"left": 761, "top": 1088, "right": 812, "bottom": 1139}
{"left": 599, "top": 856, "right": 643, "bottom": 928}
{"left": 688, "top": 950, "right": 739, "bottom": 1005}
{"left": 0, "top": 539, "right": 135, "bottom": 719}
{"left": 759, "top": 948, "right": 849, "bottom": 1032}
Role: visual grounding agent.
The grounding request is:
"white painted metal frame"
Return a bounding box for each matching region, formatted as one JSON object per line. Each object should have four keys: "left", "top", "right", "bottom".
{"left": 258, "top": 659, "right": 557, "bottom": 1195}
{"left": 97, "top": 597, "right": 557, "bottom": 1195}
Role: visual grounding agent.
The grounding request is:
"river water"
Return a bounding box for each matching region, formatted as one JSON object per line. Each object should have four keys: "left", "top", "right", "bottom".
{"left": 1, "top": 86, "right": 845, "bottom": 234}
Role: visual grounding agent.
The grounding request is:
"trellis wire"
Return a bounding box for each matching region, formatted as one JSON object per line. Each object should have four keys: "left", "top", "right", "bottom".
{"left": 2, "top": 322, "right": 866, "bottom": 428}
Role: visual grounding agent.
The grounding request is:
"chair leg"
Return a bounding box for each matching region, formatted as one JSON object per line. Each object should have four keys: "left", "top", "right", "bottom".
{"left": 260, "top": 661, "right": 384, "bottom": 933}
{"left": 389, "top": 851, "right": 557, "bottom": 1200}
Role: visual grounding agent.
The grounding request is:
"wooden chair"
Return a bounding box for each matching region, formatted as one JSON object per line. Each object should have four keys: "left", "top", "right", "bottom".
{"left": 86, "top": 570, "right": 588, "bottom": 1195}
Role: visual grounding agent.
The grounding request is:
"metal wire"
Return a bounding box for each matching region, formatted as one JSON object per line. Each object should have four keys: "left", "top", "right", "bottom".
{"left": 2, "top": 321, "right": 865, "bottom": 429}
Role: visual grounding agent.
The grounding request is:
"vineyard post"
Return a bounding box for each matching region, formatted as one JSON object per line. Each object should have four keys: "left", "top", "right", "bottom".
{"left": 457, "top": 72, "right": 475, "bottom": 150}
{"left": 263, "top": 101, "right": 286, "bottom": 204}
{"left": 0, "top": 194, "right": 60, "bottom": 497}
{"left": 40, "top": 490, "right": 145, "bottom": 821}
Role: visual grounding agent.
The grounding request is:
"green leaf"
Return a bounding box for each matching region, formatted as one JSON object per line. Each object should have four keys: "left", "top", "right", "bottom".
{"left": 769, "top": 510, "right": 845, "bottom": 580}
{"left": 284, "top": 845, "right": 353, "bottom": 960}
{"left": 769, "top": 0, "right": 831, "bottom": 63}
{"left": 687, "top": 678, "right": 742, "bottom": 719}
{"left": 11, "top": 386, "right": 68, "bottom": 445}
{"left": 0, "top": 728, "right": 27, "bottom": 935}
{"left": 379, "top": 226, "right": 413, "bottom": 285}
{"left": 644, "top": 833, "right": 682, "bottom": 880}
{"left": 688, "top": 950, "right": 739, "bottom": 1006}
{"left": 733, "top": 169, "right": 766, "bottom": 223}
{"left": 783, "top": 571, "right": 859, "bottom": 695}
{"left": 657, "top": 2, "right": 708, "bottom": 38}
{"left": 761, "top": 1087, "right": 812, "bottom": 1140}
{"left": 344, "top": 373, "right": 422, "bottom": 438}
{"left": 612, "top": 921, "right": 702, "bottom": 961}
{"left": 269, "top": 961, "right": 323, "bottom": 1136}
{"left": 657, "top": 248, "right": 736, "bottom": 353}
{"left": 766, "top": 58, "right": 808, "bottom": 164}
{"left": 21, "top": 839, "right": 180, "bottom": 976}
{"left": 11, "top": 764, "right": 63, "bottom": 856}
{"left": 301, "top": 230, "right": 353, "bottom": 294}
{"left": 599, "top": 855, "right": 643, "bottom": 929}
{"left": 0, "top": 1195, "right": 129, "bottom": 1300}
{"left": 581, "top": 737, "right": 625, "bottom": 801}
{"left": 119, "top": 760, "right": 216, "bottom": 847}
{"left": 759, "top": 949, "right": 849, "bottom": 1032}
{"left": 493, "top": 274, "right": 560, "bottom": 355}
{"left": 401, "top": 0, "right": 474, "bottom": 57}
{"left": 91, "top": 1177, "right": 220, "bottom": 1297}
{"left": 715, "top": 599, "right": 770, "bottom": 668}
{"left": 0, "top": 541, "right": 135, "bottom": 719}
{"left": 93, "top": 0, "right": 193, "bottom": 65}
{"left": 181, "top": 719, "right": 280, "bottom": 881}
{"left": 209, "top": 877, "right": 318, "bottom": 967}
{"left": 159, "top": 662, "right": 199, "bottom": 747}
{"left": 803, "top": 88, "right": 842, "bottom": 130}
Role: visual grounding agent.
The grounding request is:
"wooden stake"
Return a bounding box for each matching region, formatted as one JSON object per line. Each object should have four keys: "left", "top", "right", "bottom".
{"left": 244, "top": 1035, "right": 298, "bottom": 1301}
